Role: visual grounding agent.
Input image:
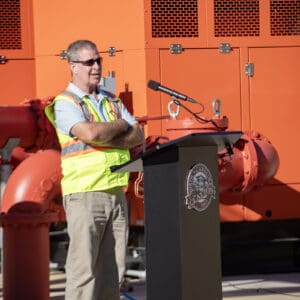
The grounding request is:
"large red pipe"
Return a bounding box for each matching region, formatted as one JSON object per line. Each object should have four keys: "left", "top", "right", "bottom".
{"left": 165, "top": 118, "right": 279, "bottom": 193}
{"left": 2, "top": 149, "right": 62, "bottom": 213}
{"left": 0, "top": 149, "right": 63, "bottom": 300}
{"left": 1, "top": 211, "right": 58, "bottom": 300}
{"left": 0, "top": 105, "right": 38, "bottom": 149}
{"left": 218, "top": 131, "right": 279, "bottom": 193}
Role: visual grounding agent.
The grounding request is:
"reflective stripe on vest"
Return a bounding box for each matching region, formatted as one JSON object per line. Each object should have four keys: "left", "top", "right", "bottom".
{"left": 61, "top": 139, "right": 92, "bottom": 157}
{"left": 55, "top": 90, "right": 122, "bottom": 158}
{"left": 55, "top": 91, "right": 106, "bottom": 157}
{"left": 60, "top": 90, "right": 94, "bottom": 122}
{"left": 61, "top": 139, "right": 112, "bottom": 158}
{"left": 44, "top": 91, "right": 130, "bottom": 195}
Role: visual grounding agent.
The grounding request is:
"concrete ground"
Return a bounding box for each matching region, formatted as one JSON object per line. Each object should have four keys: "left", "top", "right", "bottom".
{"left": 1, "top": 270, "right": 300, "bottom": 299}
{"left": 47, "top": 270, "right": 300, "bottom": 299}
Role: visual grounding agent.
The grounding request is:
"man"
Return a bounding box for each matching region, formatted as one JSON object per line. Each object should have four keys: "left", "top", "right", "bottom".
{"left": 45, "top": 39, "right": 143, "bottom": 300}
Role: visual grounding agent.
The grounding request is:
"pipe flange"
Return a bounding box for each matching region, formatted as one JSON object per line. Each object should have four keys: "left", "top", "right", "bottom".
{"left": 240, "top": 133, "right": 259, "bottom": 193}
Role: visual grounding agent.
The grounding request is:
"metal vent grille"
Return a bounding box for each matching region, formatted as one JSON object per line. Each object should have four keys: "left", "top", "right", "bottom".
{"left": 0, "top": 0, "right": 22, "bottom": 50}
{"left": 151, "top": 0, "right": 199, "bottom": 38}
{"left": 270, "top": 0, "right": 300, "bottom": 36}
{"left": 214, "top": 0, "right": 260, "bottom": 37}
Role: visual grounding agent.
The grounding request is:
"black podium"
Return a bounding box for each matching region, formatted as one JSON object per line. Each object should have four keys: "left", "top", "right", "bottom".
{"left": 112, "top": 131, "right": 242, "bottom": 300}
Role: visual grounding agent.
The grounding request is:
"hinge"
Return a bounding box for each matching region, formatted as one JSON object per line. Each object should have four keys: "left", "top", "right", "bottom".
{"left": 60, "top": 50, "right": 68, "bottom": 60}
{"left": 219, "top": 43, "right": 231, "bottom": 53}
{"left": 0, "top": 55, "right": 7, "bottom": 64}
{"left": 245, "top": 62, "right": 254, "bottom": 77}
{"left": 170, "top": 44, "right": 182, "bottom": 54}
{"left": 108, "top": 47, "right": 116, "bottom": 56}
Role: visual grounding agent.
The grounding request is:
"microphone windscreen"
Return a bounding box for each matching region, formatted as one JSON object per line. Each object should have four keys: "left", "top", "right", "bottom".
{"left": 148, "top": 80, "right": 160, "bottom": 91}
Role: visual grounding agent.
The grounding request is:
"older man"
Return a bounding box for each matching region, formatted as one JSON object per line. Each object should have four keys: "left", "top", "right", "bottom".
{"left": 45, "top": 39, "right": 143, "bottom": 300}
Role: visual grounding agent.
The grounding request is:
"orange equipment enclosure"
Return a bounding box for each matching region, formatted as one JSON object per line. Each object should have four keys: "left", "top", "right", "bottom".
{"left": 1, "top": 0, "right": 299, "bottom": 222}
{"left": 0, "top": 1, "right": 299, "bottom": 299}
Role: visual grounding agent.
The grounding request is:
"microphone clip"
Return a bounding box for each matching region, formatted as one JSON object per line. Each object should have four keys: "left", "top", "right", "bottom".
{"left": 167, "top": 97, "right": 181, "bottom": 118}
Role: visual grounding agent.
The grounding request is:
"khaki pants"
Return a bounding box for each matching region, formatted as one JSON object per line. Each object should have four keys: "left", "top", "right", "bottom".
{"left": 63, "top": 190, "right": 128, "bottom": 300}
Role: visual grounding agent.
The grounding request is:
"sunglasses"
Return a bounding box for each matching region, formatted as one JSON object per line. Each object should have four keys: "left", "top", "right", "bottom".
{"left": 71, "top": 57, "right": 102, "bottom": 66}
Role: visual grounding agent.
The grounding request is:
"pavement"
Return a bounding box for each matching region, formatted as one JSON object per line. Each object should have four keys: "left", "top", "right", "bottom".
{"left": 1, "top": 269, "right": 300, "bottom": 299}
{"left": 222, "top": 272, "right": 300, "bottom": 299}
{"left": 39, "top": 270, "right": 300, "bottom": 299}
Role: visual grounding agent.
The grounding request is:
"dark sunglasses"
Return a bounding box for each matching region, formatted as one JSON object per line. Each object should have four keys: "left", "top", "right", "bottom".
{"left": 71, "top": 57, "right": 102, "bottom": 66}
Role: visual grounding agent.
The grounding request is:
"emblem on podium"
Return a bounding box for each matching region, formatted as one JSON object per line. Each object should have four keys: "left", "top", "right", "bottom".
{"left": 185, "top": 163, "right": 216, "bottom": 212}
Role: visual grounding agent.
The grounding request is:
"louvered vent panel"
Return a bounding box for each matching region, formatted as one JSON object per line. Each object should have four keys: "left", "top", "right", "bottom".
{"left": 214, "top": 0, "right": 260, "bottom": 37}
{"left": 270, "top": 0, "right": 300, "bottom": 36}
{"left": 151, "top": 0, "right": 198, "bottom": 38}
{"left": 0, "top": 0, "right": 22, "bottom": 49}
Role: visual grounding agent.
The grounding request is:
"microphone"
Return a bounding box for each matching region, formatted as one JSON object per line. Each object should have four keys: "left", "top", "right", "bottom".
{"left": 148, "top": 80, "right": 197, "bottom": 103}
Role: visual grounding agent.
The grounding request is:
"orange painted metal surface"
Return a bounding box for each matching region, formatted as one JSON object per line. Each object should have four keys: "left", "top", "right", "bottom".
{"left": 0, "top": 0, "right": 298, "bottom": 222}
{"left": 0, "top": 0, "right": 298, "bottom": 296}
{"left": 0, "top": 60, "right": 36, "bottom": 105}
{"left": 0, "top": 0, "right": 298, "bottom": 221}
{"left": 0, "top": 0, "right": 35, "bottom": 105}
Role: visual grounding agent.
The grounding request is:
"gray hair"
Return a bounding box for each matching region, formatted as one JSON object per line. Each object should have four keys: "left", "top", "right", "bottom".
{"left": 66, "top": 40, "right": 98, "bottom": 62}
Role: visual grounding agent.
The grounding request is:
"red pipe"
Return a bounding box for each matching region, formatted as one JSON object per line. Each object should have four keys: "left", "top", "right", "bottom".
{"left": 0, "top": 105, "right": 38, "bottom": 149}
{"left": 245, "top": 131, "right": 280, "bottom": 187}
{"left": 0, "top": 100, "right": 62, "bottom": 300}
{"left": 0, "top": 149, "right": 63, "bottom": 300}
{"left": 2, "top": 149, "right": 62, "bottom": 213}
{"left": 0, "top": 97, "right": 59, "bottom": 152}
{"left": 0, "top": 211, "right": 58, "bottom": 300}
{"left": 164, "top": 118, "right": 279, "bottom": 193}
{"left": 218, "top": 132, "right": 279, "bottom": 193}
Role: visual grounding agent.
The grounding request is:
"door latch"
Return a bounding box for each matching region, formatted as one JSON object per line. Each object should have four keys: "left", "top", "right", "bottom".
{"left": 245, "top": 63, "right": 254, "bottom": 77}
{"left": 0, "top": 55, "right": 7, "bottom": 64}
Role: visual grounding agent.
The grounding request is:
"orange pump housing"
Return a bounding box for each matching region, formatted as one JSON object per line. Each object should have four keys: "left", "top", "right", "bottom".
{"left": 0, "top": 1, "right": 299, "bottom": 223}
{"left": 0, "top": 1, "right": 299, "bottom": 298}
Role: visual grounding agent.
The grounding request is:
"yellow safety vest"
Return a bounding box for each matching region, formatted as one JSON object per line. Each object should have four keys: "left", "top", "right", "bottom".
{"left": 45, "top": 90, "right": 130, "bottom": 196}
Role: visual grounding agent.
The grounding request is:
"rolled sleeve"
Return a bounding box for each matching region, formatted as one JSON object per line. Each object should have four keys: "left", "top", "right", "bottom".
{"left": 121, "top": 105, "right": 138, "bottom": 126}
{"left": 54, "top": 100, "right": 86, "bottom": 136}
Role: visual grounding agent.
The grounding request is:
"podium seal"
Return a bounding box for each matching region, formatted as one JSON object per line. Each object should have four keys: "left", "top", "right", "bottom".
{"left": 185, "top": 163, "right": 216, "bottom": 212}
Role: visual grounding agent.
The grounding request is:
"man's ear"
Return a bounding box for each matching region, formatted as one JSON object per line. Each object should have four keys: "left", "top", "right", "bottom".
{"left": 70, "top": 62, "right": 77, "bottom": 74}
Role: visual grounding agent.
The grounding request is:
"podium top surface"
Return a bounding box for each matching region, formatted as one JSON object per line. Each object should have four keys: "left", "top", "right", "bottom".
{"left": 156, "top": 131, "right": 242, "bottom": 151}
{"left": 111, "top": 131, "right": 242, "bottom": 173}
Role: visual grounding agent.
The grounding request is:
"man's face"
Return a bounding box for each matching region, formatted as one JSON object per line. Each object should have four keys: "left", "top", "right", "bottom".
{"left": 71, "top": 47, "right": 102, "bottom": 91}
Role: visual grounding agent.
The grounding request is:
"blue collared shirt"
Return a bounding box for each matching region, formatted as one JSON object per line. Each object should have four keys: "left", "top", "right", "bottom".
{"left": 54, "top": 82, "right": 137, "bottom": 135}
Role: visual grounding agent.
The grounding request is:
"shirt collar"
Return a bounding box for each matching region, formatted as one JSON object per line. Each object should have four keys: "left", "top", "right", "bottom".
{"left": 67, "top": 82, "right": 105, "bottom": 101}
